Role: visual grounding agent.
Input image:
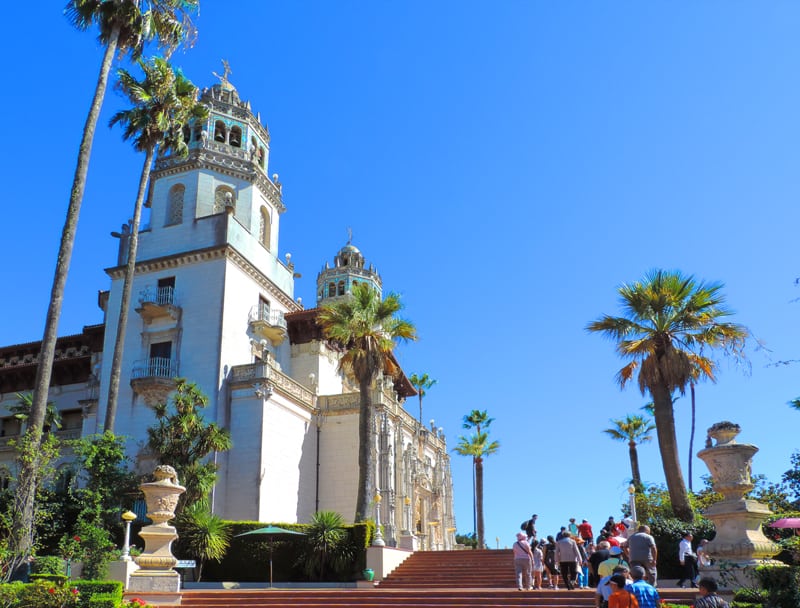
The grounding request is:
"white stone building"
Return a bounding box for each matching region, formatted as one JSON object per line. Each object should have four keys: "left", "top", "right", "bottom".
{"left": 0, "top": 74, "right": 455, "bottom": 550}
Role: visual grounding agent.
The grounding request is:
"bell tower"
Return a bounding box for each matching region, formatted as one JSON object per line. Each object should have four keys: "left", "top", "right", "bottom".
{"left": 316, "top": 236, "right": 382, "bottom": 304}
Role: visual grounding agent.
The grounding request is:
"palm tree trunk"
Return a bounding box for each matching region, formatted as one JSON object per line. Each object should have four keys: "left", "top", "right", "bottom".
{"left": 628, "top": 440, "right": 642, "bottom": 489}
{"left": 355, "top": 376, "right": 376, "bottom": 522}
{"left": 688, "top": 383, "right": 696, "bottom": 492}
{"left": 418, "top": 394, "right": 423, "bottom": 429}
{"left": 475, "top": 456, "right": 485, "bottom": 549}
{"left": 651, "top": 382, "right": 693, "bottom": 521}
{"left": 105, "top": 146, "right": 155, "bottom": 431}
{"left": 11, "top": 26, "right": 120, "bottom": 571}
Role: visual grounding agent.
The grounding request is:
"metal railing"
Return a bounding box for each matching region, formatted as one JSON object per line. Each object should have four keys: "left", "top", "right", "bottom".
{"left": 131, "top": 357, "right": 178, "bottom": 380}
{"left": 138, "top": 285, "right": 176, "bottom": 306}
{"left": 247, "top": 306, "right": 287, "bottom": 329}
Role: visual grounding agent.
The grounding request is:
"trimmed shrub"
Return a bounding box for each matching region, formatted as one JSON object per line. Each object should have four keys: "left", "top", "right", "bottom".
{"left": 0, "top": 582, "right": 25, "bottom": 607}
{"left": 87, "top": 592, "right": 119, "bottom": 608}
{"left": 73, "top": 580, "right": 123, "bottom": 608}
{"left": 755, "top": 564, "right": 800, "bottom": 608}
{"left": 30, "top": 574, "right": 69, "bottom": 586}
{"left": 31, "top": 556, "right": 66, "bottom": 576}
{"left": 647, "top": 516, "right": 716, "bottom": 579}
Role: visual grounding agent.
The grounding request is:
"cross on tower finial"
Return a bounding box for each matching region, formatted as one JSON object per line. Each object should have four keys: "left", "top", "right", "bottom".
{"left": 347, "top": 227, "right": 353, "bottom": 245}
{"left": 213, "top": 60, "right": 233, "bottom": 87}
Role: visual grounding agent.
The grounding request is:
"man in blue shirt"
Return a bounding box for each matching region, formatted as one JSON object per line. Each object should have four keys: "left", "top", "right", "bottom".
{"left": 626, "top": 565, "right": 660, "bottom": 608}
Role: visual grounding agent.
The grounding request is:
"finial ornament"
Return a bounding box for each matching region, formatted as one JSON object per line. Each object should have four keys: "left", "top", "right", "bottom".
{"left": 347, "top": 226, "right": 353, "bottom": 245}
{"left": 212, "top": 59, "right": 233, "bottom": 88}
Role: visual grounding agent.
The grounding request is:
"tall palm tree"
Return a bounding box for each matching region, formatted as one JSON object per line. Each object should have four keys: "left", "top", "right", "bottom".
{"left": 318, "top": 283, "right": 417, "bottom": 521}
{"left": 408, "top": 372, "right": 437, "bottom": 429}
{"left": 603, "top": 414, "right": 655, "bottom": 489}
{"left": 16, "top": 0, "right": 197, "bottom": 571}
{"left": 105, "top": 57, "right": 207, "bottom": 432}
{"left": 455, "top": 411, "right": 499, "bottom": 550}
{"left": 587, "top": 269, "right": 747, "bottom": 522}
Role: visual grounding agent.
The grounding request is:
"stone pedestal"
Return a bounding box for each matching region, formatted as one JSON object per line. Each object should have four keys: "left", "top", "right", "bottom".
{"left": 697, "top": 422, "right": 780, "bottom": 590}
{"left": 128, "top": 465, "right": 185, "bottom": 603}
{"left": 108, "top": 559, "right": 139, "bottom": 590}
{"left": 398, "top": 533, "right": 418, "bottom": 551}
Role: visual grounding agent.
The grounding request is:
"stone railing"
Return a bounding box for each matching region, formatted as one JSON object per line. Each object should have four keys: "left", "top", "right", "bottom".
{"left": 230, "top": 361, "right": 313, "bottom": 407}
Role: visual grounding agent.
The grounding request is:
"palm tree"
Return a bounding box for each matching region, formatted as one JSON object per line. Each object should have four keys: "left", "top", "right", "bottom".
{"left": 603, "top": 414, "right": 655, "bottom": 489}
{"left": 588, "top": 270, "right": 747, "bottom": 521}
{"left": 408, "top": 373, "right": 437, "bottom": 429}
{"left": 790, "top": 398, "right": 800, "bottom": 411}
{"left": 318, "top": 283, "right": 417, "bottom": 521}
{"left": 455, "top": 412, "right": 499, "bottom": 550}
{"left": 11, "top": 393, "right": 61, "bottom": 433}
{"left": 300, "top": 510, "right": 354, "bottom": 581}
{"left": 177, "top": 501, "right": 231, "bottom": 582}
{"left": 104, "top": 57, "right": 207, "bottom": 432}
{"left": 17, "top": 0, "right": 197, "bottom": 571}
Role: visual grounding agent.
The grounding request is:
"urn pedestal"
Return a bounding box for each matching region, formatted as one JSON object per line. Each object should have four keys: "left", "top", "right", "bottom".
{"left": 697, "top": 422, "right": 780, "bottom": 589}
{"left": 127, "top": 466, "right": 185, "bottom": 604}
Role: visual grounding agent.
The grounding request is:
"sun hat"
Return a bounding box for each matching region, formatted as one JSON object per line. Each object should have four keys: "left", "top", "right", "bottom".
{"left": 609, "top": 546, "right": 623, "bottom": 556}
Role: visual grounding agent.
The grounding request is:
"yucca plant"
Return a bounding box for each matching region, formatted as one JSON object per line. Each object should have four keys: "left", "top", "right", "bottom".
{"left": 300, "top": 511, "right": 354, "bottom": 581}
{"left": 177, "top": 502, "right": 231, "bottom": 582}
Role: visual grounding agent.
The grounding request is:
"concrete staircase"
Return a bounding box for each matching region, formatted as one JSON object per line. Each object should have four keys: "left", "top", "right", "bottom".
{"left": 179, "top": 550, "right": 698, "bottom": 608}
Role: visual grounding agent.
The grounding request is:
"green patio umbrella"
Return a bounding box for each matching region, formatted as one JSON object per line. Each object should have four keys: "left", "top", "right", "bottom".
{"left": 235, "top": 525, "right": 306, "bottom": 587}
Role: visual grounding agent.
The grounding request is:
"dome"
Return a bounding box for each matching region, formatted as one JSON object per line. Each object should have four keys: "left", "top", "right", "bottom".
{"left": 339, "top": 243, "right": 360, "bottom": 255}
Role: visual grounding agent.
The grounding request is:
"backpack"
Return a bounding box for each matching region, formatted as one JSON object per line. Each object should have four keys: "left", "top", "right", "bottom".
{"left": 521, "top": 520, "right": 528, "bottom": 531}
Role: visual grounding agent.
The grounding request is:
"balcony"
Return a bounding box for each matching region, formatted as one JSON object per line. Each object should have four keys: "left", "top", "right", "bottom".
{"left": 248, "top": 306, "right": 287, "bottom": 345}
{"left": 130, "top": 357, "right": 178, "bottom": 406}
{"left": 136, "top": 286, "right": 180, "bottom": 322}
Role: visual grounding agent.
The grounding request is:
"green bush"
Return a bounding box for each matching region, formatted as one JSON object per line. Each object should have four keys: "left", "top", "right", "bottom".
{"left": 733, "top": 588, "right": 768, "bottom": 603}
{"left": 755, "top": 564, "right": 800, "bottom": 608}
{"left": 73, "top": 580, "right": 123, "bottom": 608}
{"left": 31, "top": 556, "right": 66, "bottom": 576}
{"left": 0, "top": 582, "right": 25, "bottom": 608}
{"left": 87, "top": 592, "right": 119, "bottom": 608}
{"left": 30, "top": 574, "right": 69, "bottom": 585}
{"left": 18, "top": 580, "right": 80, "bottom": 608}
{"left": 647, "top": 516, "right": 716, "bottom": 579}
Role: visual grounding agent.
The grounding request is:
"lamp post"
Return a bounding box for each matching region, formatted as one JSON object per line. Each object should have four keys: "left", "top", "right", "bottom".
{"left": 628, "top": 484, "right": 637, "bottom": 525}
{"left": 404, "top": 495, "right": 412, "bottom": 535}
{"left": 373, "top": 489, "right": 385, "bottom": 547}
{"left": 121, "top": 510, "right": 137, "bottom": 561}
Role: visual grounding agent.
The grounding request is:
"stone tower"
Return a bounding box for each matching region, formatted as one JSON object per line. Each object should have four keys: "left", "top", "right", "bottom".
{"left": 316, "top": 239, "right": 382, "bottom": 305}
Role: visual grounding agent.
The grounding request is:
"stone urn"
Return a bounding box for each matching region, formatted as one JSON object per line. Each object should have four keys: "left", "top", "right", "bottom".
{"left": 128, "top": 465, "right": 185, "bottom": 596}
{"left": 697, "top": 422, "right": 780, "bottom": 589}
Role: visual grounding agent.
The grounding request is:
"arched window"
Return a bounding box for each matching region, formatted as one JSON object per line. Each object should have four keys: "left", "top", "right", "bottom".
{"left": 0, "top": 467, "right": 10, "bottom": 491}
{"left": 193, "top": 123, "right": 204, "bottom": 143}
{"left": 259, "top": 206, "right": 271, "bottom": 249}
{"left": 230, "top": 126, "right": 242, "bottom": 148}
{"left": 328, "top": 282, "right": 336, "bottom": 298}
{"left": 54, "top": 465, "right": 74, "bottom": 493}
{"left": 182, "top": 125, "right": 191, "bottom": 144}
{"left": 213, "top": 186, "right": 235, "bottom": 214}
{"left": 214, "top": 120, "right": 227, "bottom": 143}
{"left": 258, "top": 146, "right": 266, "bottom": 168}
{"left": 337, "top": 281, "right": 345, "bottom": 296}
{"left": 166, "top": 184, "right": 184, "bottom": 226}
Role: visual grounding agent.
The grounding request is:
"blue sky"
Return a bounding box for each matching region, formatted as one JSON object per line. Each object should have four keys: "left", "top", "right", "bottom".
{"left": 1, "top": 2, "right": 798, "bottom": 548}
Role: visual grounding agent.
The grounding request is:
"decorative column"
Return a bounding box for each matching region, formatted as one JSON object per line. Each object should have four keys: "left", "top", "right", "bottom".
{"left": 128, "top": 465, "right": 186, "bottom": 600}
{"left": 697, "top": 422, "right": 780, "bottom": 589}
{"left": 398, "top": 495, "right": 418, "bottom": 551}
{"left": 372, "top": 489, "right": 385, "bottom": 547}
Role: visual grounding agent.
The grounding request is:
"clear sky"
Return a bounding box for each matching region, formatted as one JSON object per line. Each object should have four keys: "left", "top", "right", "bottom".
{"left": 1, "top": 2, "right": 798, "bottom": 549}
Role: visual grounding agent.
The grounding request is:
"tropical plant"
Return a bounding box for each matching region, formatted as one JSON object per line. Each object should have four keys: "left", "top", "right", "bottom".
{"left": 408, "top": 373, "right": 437, "bottom": 429}
{"left": 603, "top": 414, "right": 655, "bottom": 489}
{"left": 10, "top": 393, "right": 61, "bottom": 432}
{"left": 105, "top": 57, "right": 207, "bottom": 432}
{"left": 176, "top": 502, "right": 231, "bottom": 582}
{"left": 587, "top": 270, "right": 748, "bottom": 521}
{"left": 454, "top": 410, "right": 499, "bottom": 549}
{"left": 299, "top": 510, "right": 354, "bottom": 581}
{"left": 19, "top": 0, "right": 198, "bottom": 573}
{"left": 146, "top": 379, "right": 232, "bottom": 512}
{"left": 318, "top": 283, "right": 417, "bottom": 521}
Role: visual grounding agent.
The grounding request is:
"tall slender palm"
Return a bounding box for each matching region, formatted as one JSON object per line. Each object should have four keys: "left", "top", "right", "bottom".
{"left": 408, "top": 373, "right": 437, "bottom": 429}
{"left": 105, "top": 57, "right": 207, "bottom": 432}
{"left": 603, "top": 414, "right": 655, "bottom": 489}
{"left": 16, "top": 0, "right": 197, "bottom": 570}
{"left": 318, "top": 283, "right": 417, "bottom": 521}
{"left": 455, "top": 411, "right": 499, "bottom": 550}
{"left": 587, "top": 270, "right": 747, "bottom": 522}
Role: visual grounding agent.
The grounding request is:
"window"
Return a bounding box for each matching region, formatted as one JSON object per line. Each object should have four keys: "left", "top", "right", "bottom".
{"left": 54, "top": 466, "right": 74, "bottom": 493}
{"left": 258, "top": 297, "right": 270, "bottom": 322}
{"left": 157, "top": 277, "right": 175, "bottom": 305}
{"left": 193, "top": 123, "right": 204, "bottom": 143}
{"left": 328, "top": 282, "right": 336, "bottom": 298}
{"left": 337, "top": 281, "right": 345, "bottom": 296}
{"left": 0, "top": 467, "right": 9, "bottom": 491}
{"left": 213, "top": 186, "right": 235, "bottom": 214}
{"left": 0, "top": 416, "right": 20, "bottom": 437}
{"left": 150, "top": 341, "right": 172, "bottom": 360}
{"left": 259, "top": 207, "right": 271, "bottom": 248}
{"left": 258, "top": 146, "right": 266, "bottom": 168}
{"left": 214, "top": 120, "right": 227, "bottom": 143}
{"left": 182, "top": 125, "right": 191, "bottom": 144}
{"left": 61, "top": 409, "right": 83, "bottom": 430}
{"left": 230, "top": 126, "right": 242, "bottom": 148}
{"left": 166, "top": 184, "right": 184, "bottom": 226}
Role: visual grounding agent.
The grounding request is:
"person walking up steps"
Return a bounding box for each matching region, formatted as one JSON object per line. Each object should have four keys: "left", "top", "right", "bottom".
{"left": 513, "top": 531, "right": 534, "bottom": 591}
{"left": 556, "top": 531, "right": 582, "bottom": 590}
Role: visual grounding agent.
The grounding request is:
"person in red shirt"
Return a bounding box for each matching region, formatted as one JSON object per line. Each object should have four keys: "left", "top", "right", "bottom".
{"left": 578, "top": 519, "right": 594, "bottom": 544}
